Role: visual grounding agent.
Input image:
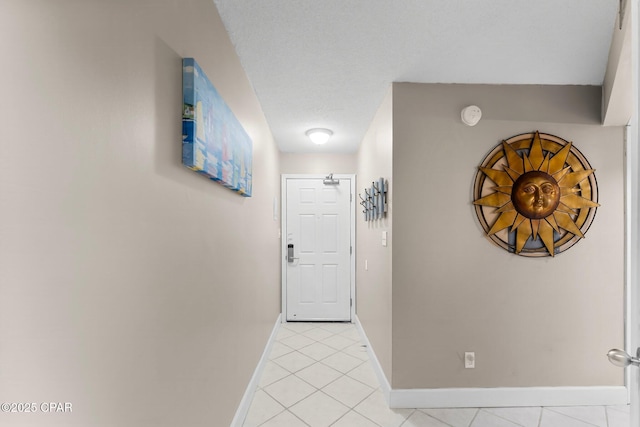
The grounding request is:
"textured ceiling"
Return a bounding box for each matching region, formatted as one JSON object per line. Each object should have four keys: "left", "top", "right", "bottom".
{"left": 213, "top": 0, "right": 619, "bottom": 153}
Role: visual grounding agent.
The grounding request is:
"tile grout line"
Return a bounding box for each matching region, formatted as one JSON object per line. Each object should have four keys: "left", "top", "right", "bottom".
{"left": 543, "top": 407, "right": 604, "bottom": 427}
{"left": 286, "top": 408, "right": 312, "bottom": 427}
{"left": 606, "top": 405, "right": 630, "bottom": 414}
{"left": 256, "top": 408, "right": 312, "bottom": 427}
{"left": 537, "top": 406, "right": 543, "bottom": 427}
{"left": 397, "top": 409, "right": 418, "bottom": 427}
{"left": 468, "top": 407, "right": 481, "bottom": 427}
{"left": 359, "top": 406, "right": 408, "bottom": 427}
{"left": 419, "top": 408, "right": 478, "bottom": 427}
{"left": 253, "top": 407, "right": 286, "bottom": 427}
{"left": 484, "top": 408, "right": 527, "bottom": 427}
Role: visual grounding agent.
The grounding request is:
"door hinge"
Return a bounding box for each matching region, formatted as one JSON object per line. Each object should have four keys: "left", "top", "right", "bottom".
{"left": 350, "top": 193, "right": 353, "bottom": 202}
{"left": 350, "top": 246, "right": 352, "bottom": 255}
{"left": 350, "top": 298, "right": 353, "bottom": 307}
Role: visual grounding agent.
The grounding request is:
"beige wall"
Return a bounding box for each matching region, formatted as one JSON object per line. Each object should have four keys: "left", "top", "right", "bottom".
{"left": 280, "top": 152, "right": 356, "bottom": 175}
{"left": 390, "top": 83, "right": 624, "bottom": 389}
{"left": 356, "top": 88, "right": 394, "bottom": 380}
{"left": 0, "top": 1, "right": 280, "bottom": 426}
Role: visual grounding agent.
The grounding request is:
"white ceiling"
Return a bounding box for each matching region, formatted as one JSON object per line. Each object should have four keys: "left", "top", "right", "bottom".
{"left": 213, "top": 0, "right": 619, "bottom": 153}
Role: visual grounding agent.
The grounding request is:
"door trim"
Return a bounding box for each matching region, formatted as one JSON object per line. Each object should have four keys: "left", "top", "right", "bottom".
{"left": 626, "top": 10, "right": 639, "bottom": 418}
{"left": 281, "top": 174, "right": 356, "bottom": 322}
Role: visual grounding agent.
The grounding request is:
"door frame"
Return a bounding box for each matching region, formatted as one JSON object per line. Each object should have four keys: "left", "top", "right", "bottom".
{"left": 628, "top": 1, "right": 639, "bottom": 422}
{"left": 281, "top": 174, "right": 356, "bottom": 322}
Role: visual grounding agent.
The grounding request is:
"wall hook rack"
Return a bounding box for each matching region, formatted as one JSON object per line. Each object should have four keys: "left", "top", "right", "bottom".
{"left": 372, "top": 181, "right": 380, "bottom": 194}
{"left": 359, "top": 177, "right": 388, "bottom": 221}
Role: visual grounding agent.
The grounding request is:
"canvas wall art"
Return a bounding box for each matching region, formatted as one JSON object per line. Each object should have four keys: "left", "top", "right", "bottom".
{"left": 182, "top": 58, "right": 253, "bottom": 196}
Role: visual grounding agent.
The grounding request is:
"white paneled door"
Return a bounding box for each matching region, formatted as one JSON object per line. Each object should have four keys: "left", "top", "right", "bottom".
{"left": 282, "top": 175, "right": 354, "bottom": 321}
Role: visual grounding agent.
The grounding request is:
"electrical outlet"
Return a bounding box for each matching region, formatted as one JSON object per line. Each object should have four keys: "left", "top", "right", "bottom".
{"left": 465, "top": 352, "right": 475, "bottom": 369}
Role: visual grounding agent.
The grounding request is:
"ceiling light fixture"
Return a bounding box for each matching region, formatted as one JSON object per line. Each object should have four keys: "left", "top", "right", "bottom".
{"left": 306, "top": 128, "right": 333, "bottom": 145}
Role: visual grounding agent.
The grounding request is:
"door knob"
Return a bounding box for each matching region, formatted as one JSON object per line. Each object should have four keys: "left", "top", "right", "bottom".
{"left": 607, "top": 348, "right": 640, "bottom": 367}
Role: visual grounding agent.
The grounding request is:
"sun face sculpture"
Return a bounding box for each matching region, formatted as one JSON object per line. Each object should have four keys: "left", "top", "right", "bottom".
{"left": 473, "top": 131, "right": 599, "bottom": 257}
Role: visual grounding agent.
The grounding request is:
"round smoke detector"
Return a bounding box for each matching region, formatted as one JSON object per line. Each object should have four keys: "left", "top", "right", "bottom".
{"left": 461, "top": 105, "right": 482, "bottom": 126}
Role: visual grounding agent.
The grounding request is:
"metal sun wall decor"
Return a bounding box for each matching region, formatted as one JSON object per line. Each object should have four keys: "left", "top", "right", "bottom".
{"left": 359, "top": 178, "right": 388, "bottom": 221}
{"left": 182, "top": 58, "right": 253, "bottom": 196}
{"left": 473, "top": 131, "right": 599, "bottom": 257}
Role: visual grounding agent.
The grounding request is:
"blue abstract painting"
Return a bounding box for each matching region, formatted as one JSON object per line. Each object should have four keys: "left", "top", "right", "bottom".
{"left": 182, "top": 58, "right": 253, "bottom": 196}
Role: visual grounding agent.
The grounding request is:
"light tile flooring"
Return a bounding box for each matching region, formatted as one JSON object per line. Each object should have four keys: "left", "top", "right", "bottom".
{"left": 242, "top": 322, "right": 630, "bottom": 427}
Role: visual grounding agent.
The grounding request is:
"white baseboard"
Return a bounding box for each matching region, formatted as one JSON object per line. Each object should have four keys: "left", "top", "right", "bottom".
{"left": 230, "top": 314, "right": 282, "bottom": 427}
{"left": 389, "top": 386, "right": 628, "bottom": 409}
{"left": 354, "top": 315, "right": 628, "bottom": 409}
{"left": 354, "top": 315, "right": 391, "bottom": 402}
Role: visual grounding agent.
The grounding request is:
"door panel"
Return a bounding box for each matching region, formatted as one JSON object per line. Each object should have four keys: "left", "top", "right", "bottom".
{"left": 285, "top": 177, "right": 351, "bottom": 321}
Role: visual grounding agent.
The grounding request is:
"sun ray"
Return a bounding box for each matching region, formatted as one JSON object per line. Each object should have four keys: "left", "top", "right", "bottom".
{"left": 479, "top": 167, "right": 513, "bottom": 186}
{"left": 473, "top": 192, "right": 511, "bottom": 208}
{"left": 560, "top": 194, "right": 600, "bottom": 209}
{"left": 494, "top": 186, "right": 513, "bottom": 195}
{"left": 528, "top": 131, "right": 545, "bottom": 170}
{"left": 488, "top": 211, "right": 518, "bottom": 235}
{"left": 515, "top": 219, "right": 532, "bottom": 254}
{"left": 545, "top": 215, "right": 560, "bottom": 233}
{"left": 512, "top": 213, "right": 528, "bottom": 230}
{"left": 539, "top": 153, "right": 551, "bottom": 174}
{"left": 538, "top": 220, "right": 556, "bottom": 256}
{"left": 502, "top": 140, "right": 524, "bottom": 174}
{"left": 553, "top": 211, "right": 584, "bottom": 238}
{"left": 547, "top": 142, "right": 572, "bottom": 175}
{"left": 523, "top": 153, "right": 534, "bottom": 172}
{"left": 556, "top": 202, "right": 576, "bottom": 214}
{"left": 504, "top": 167, "right": 521, "bottom": 182}
{"left": 552, "top": 166, "right": 571, "bottom": 183}
{"left": 495, "top": 201, "right": 516, "bottom": 213}
{"left": 531, "top": 219, "right": 540, "bottom": 240}
{"left": 558, "top": 169, "right": 595, "bottom": 188}
{"left": 560, "top": 187, "right": 580, "bottom": 196}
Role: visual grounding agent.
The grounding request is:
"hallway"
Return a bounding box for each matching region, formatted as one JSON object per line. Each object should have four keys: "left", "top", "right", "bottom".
{"left": 242, "top": 322, "right": 630, "bottom": 427}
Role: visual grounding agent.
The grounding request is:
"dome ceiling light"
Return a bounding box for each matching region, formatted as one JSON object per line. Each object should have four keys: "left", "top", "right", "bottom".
{"left": 306, "top": 128, "right": 333, "bottom": 145}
